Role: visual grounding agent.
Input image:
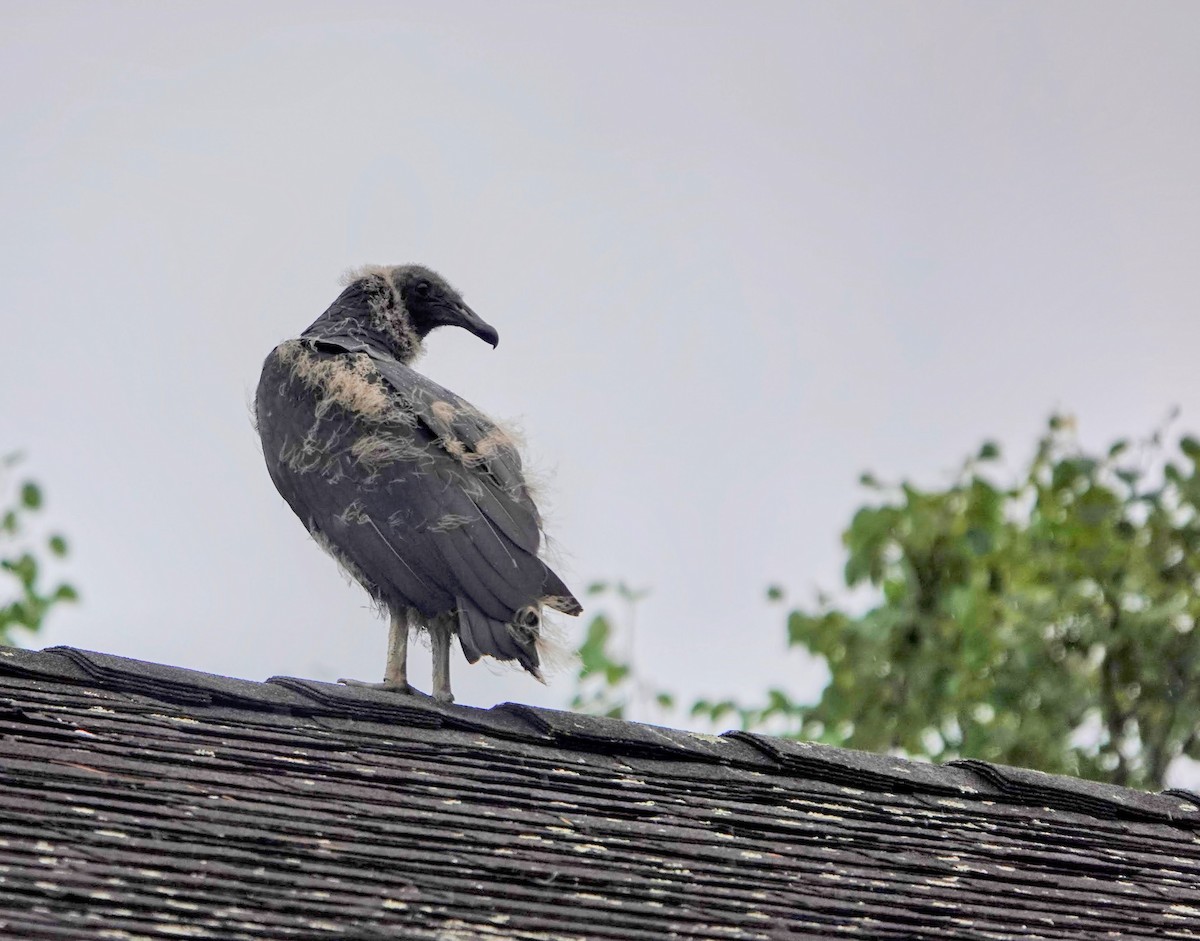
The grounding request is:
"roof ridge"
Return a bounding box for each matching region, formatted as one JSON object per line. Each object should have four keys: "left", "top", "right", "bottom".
{"left": 3, "top": 643, "right": 1198, "bottom": 830}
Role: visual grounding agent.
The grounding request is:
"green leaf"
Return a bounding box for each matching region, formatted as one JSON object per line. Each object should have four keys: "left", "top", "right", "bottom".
{"left": 710, "top": 700, "right": 737, "bottom": 724}
{"left": 765, "top": 585, "right": 784, "bottom": 602}
{"left": 19, "top": 482, "right": 42, "bottom": 510}
{"left": 577, "top": 616, "right": 614, "bottom": 676}
{"left": 1182, "top": 436, "right": 1200, "bottom": 461}
{"left": 786, "top": 611, "right": 817, "bottom": 647}
{"left": 766, "top": 688, "right": 793, "bottom": 713}
{"left": 977, "top": 441, "right": 1000, "bottom": 461}
{"left": 48, "top": 534, "right": 68, "bottom": 557}
{"left": 7, "top": 553, "right": 37, "bottom": 587}
{"left": 6, "top": 601, "right": 32, "bottom": 628}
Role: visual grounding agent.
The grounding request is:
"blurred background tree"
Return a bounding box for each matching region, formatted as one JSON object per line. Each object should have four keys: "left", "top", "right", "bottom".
{"left": 573, "top": 415, "right": 1200, "bottom": 791}
{"left": 569, "top": 580, "right": 670, "bottom": 719}
{"left": 1, "top": 454, "right": 77, "bottom": 645}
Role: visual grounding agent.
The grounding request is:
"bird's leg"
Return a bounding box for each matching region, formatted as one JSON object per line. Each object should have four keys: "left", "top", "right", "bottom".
{"left": 338, "top": 609, "right": 412, "bottom": 693}
{"left": 383, "top": 609, "right": 410, "bottom": 687}
{"left": 430, "top": 616, "right": 454, "bottom": 703}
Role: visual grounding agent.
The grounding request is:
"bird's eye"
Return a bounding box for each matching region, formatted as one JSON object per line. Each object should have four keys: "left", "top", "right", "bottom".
{"left": 415, "top": 281, "right": 431, "bottom": 298}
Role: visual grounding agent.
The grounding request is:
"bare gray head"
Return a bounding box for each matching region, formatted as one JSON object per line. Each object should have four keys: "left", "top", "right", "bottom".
{"left": 340, "top": 264, "right": 498, "bottom": 362}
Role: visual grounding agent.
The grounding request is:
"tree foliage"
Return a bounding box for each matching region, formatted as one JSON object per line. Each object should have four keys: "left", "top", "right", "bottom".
{"left": 572, "top": 416, "right": 1200, "bottom": 790}
{"left": 798, "top": 415, "right": 1200, "bottom": 788}
{"left": 1, "top": 454, "right": 77, "bottom": 645}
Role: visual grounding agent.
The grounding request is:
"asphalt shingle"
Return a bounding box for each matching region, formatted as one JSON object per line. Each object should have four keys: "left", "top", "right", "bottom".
{"left": 0, "top": 645, "right": 1197, "bottom": 940}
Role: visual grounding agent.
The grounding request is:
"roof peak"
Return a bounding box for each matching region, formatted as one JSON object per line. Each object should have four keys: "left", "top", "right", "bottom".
{"left": 3, "top": 643, "right": 1197, "bottom": 829}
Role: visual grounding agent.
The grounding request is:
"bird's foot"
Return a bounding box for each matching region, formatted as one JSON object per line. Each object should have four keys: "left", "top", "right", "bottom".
{"left": 337, "top": 678, "right": 412, "bottom": 694}
{"left": 336, "top": 677, "right": 453, "bottom": 704}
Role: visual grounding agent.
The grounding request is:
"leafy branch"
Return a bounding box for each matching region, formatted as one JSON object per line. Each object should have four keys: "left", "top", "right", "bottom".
{"left": 570, "top": 581, "right": 674, "bottom": 721}
{"left": 1, "top": 454, "right": 78, "bottom": 645}
{"left": 571, "top": 414, "right": 1200, "bottom": 790}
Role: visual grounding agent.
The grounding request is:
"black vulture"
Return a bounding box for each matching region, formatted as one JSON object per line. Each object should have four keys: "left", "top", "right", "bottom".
{"left": 255, "top": 265, "right": 581, "bottom": 702}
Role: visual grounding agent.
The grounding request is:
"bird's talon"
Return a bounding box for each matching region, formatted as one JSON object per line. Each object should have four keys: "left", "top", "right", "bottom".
{"left": 337, "top": 678, "right": 412, "bottom": 694}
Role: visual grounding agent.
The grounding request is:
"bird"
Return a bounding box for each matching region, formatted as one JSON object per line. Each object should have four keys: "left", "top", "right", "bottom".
{"left": 255, "top": 264, "right": 581, "bottom": 702}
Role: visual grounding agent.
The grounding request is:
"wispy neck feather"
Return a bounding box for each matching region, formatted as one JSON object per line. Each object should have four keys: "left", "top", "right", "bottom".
{"left": 302, "top": 277, "right": 423, "bottom": 364}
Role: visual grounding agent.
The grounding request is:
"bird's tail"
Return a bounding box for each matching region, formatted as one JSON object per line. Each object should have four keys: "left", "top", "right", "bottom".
{"left": 456, "top": 599, "right": 542, "bottom": 680}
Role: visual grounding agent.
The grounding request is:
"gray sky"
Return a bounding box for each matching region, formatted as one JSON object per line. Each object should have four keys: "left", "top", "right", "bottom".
{"left": 3, "top": 2, "right": 1199, "bottom": 766}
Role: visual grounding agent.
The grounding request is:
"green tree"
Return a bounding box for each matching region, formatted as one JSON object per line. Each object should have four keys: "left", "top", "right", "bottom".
{"left": 574, "top": 416, "right": 1200, "bottom": 790}
{"left": 1, "top": 454, "right": 77, "bottom": 645}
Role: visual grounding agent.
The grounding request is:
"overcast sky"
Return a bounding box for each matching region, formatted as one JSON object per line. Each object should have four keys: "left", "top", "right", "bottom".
{"left": 3, "top": 2, "right": 1199, "bottom": 771}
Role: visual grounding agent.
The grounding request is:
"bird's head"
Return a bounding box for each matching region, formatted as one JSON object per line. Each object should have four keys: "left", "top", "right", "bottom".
{"left": 388, "top": 265, "right": 499, "bottom": 349}
{"left": 327, "top": 264, "right": 499, "bottom": 363}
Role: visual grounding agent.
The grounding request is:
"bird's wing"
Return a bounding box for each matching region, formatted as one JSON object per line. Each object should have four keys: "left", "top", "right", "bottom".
{"left": 364, "top": 353, "right": 541, "bottom": 546}
{"left": 257, "top": 335, "right": 579, "bottom": 673}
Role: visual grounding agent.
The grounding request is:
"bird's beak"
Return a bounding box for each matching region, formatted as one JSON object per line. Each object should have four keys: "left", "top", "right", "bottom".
{"left": 445, "top": 302, "right": 499, "bottom": 348}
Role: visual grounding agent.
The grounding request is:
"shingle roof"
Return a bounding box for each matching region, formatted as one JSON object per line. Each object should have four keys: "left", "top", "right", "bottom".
{"left": 1, "top": 644, "right": 1198, "bottom": 940}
